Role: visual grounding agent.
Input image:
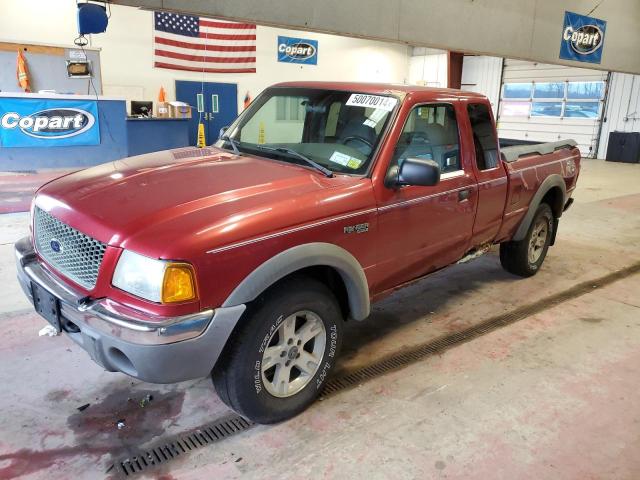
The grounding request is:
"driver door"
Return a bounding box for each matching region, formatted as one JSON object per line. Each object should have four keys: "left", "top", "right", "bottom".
{"left": 373, "top": 102, "right": 478, "bottom": 292}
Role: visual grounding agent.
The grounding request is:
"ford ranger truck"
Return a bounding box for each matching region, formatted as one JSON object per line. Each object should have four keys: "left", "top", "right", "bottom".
{"left": 15, "top": 82, "right": 580, "bottom": 424}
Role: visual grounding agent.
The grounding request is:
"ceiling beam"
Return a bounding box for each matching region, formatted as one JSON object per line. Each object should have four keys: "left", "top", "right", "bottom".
{"left": 111, "top": 0, "right": 640, "bottom": 74}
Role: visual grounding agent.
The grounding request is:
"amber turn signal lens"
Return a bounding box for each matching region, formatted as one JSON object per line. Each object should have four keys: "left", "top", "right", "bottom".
{"left": 162, "top": 264, "right": 197, "bottom": 303}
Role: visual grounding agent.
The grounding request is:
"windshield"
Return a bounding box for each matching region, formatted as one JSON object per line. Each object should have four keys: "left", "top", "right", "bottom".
{"left": 217, "top": 87, "right": 398, "bottom": 175}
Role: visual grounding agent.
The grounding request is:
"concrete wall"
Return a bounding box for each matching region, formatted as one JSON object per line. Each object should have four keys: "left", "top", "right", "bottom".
{"left": 0, "top": 1, "right": 410, "bottom": 112}
{"left": 113, "top": 0, "right": 640, "bottom": 75}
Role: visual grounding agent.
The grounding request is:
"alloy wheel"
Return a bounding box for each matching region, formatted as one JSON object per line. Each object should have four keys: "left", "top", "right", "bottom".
{"left": 260, "top": 310, "right": 326, "bottom": 398}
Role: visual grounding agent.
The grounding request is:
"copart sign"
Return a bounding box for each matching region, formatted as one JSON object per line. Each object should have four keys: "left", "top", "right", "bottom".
{"left": 559, "top": 11, "right": 606, "bottom": 64}
{"left": 277, "top": 36, "right": 318, "bottom": 65}
{"left": 0, "top": 99, "right": 100, "bottom": 147}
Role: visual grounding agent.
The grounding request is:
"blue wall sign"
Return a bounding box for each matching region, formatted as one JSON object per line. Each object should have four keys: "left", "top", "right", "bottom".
{"left": 560, "top": 11, "right": 606, "bottom": 64}
{"left": 277, "top": 36, "right": 318, "bottom": 65}
{"left": 0, "top": 98, "right": 100, "bottom": 147}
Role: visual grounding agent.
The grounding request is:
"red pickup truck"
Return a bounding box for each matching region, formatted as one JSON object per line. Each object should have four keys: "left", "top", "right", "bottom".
{"left": 16, "top": 82, "right": 580, "bottom": 423}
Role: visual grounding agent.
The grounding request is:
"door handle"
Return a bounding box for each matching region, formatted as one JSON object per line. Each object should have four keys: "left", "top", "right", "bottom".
{"left": 458, "top": 189, "right": 470, "bottom": 202}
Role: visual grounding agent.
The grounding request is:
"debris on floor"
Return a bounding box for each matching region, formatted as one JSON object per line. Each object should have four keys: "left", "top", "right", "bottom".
{"left": 38, "top": 325, "right": 59, "bottom": 337}
{"left": 139, "top": 394, "right": 154, "bottom": 408}
{"left": 116, "top": 419, "right": 126, "bottom": 430}
{"left": 77, "top": 403, "right": 90, "bottom": 412}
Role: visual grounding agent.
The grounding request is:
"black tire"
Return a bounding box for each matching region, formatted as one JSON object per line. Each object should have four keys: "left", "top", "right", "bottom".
{"left": 500, "top": 203, "right": 554, "bottom": 277}
{"left": 212, "top": 277, "right": 344, "bottom": 424}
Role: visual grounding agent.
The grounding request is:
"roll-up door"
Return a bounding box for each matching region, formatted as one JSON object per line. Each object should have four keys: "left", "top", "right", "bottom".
{"left": 497, "top": 59, "right": 608, "bottom": 158}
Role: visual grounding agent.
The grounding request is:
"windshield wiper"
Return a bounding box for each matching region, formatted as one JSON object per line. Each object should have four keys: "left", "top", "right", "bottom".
{"left": 256, "top": 145, "right": 333, "bottom": 178}
{"left": 220, "top": 134, "right": 240, "bottom": 155}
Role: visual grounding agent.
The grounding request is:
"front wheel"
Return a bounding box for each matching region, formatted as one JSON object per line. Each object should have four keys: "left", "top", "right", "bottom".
{"left": 212, "top": 277, "right": 343, "bottom": 424}
{"left": 500, "top": 203, "right": 554, "bottom": 277}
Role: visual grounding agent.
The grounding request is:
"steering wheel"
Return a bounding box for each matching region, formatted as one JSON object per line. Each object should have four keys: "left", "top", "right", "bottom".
{"left": 341, "top": 135, "right": 374, "bottom": 150}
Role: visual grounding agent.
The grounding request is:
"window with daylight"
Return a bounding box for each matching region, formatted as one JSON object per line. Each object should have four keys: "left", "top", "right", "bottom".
{"left": 533, "top": 82, "right": 565, "bottom": 99}
{"left": 501, "top": 81, "right": 604, "bottom": 119}
{"left": 564, "top": 101, "right": 600, "bottom": 118}
{"left": 501, "top": 101, "right": 531, "bottom": 117}
{"left": 567, "top": 82, "right": 604, "bottom": 100}
{"left": 503, "top": 83, "right": 532, "bottom": 99}
{"left": 531, "top": 102, "right": 563, "bottom": 117}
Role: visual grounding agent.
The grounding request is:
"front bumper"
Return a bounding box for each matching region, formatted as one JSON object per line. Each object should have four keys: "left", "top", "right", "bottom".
{"left": 15, "top": 236, "right": 246, "bottom": 384}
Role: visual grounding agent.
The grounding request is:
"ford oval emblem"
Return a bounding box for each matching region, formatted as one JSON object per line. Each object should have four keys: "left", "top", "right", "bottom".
{"left": 50, "top": 239, "right": 63, "bottom": 253}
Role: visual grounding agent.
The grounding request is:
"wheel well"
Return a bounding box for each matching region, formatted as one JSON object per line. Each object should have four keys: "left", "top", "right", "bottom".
{"left": 259, "top": 266, "right": 350, "bottom": 320}
{"left": 540, "top": 186, "right": 564, "bottom": 218}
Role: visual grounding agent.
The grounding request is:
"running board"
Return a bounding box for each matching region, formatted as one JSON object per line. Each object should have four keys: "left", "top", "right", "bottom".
{"left": 457, "top": 244, "right": 492, "bottom": 264}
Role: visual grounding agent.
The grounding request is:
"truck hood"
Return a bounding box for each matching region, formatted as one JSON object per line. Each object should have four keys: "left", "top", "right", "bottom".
{"left": 36, "top": 147, "right": 365, "bottom": 256}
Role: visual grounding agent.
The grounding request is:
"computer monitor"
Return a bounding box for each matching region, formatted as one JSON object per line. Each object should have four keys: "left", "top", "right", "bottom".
{"left": 131, "top": 101, "right": 153, "bottom": 117}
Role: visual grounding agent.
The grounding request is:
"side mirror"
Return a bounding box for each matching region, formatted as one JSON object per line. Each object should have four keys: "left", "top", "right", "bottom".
{"left": 218, "top": 125, "right": 229, "bottom": 140}
{"left": 385, "top": 158, "right": 440, "bottom": 188}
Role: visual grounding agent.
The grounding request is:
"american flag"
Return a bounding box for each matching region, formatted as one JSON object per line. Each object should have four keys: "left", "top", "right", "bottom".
{"left": 153, "top": 11, "right": 256, "bottom": 73}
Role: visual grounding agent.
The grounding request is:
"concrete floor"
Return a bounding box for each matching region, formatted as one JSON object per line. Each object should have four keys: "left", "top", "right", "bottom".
{"left": 0, "top": 159, "right": 639, "bottom": 479}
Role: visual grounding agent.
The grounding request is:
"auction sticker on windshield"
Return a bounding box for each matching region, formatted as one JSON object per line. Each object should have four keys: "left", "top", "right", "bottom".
{"left": 329, "top": 151, "right": 363, "bottom": 169}
{"left": 346, "top": 94, "right": 397, "bottom": 111}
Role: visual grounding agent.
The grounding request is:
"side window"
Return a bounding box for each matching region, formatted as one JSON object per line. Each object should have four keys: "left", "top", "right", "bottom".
{"left": 392, "top": 104, "right": 461, "bottom": 175}
{"left": 467, "top": 103, "right": 499, "bottom": 170}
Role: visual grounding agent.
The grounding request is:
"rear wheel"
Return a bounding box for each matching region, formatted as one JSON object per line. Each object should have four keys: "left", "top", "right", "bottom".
{"left": 500, "top": 203, "right": 553, "bottom": 277}
{"left": 212, "top": 277, "right": 343, "bottom": 424}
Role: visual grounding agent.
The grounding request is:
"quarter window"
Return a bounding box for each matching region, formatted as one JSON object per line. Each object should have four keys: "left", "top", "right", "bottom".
{"left": 467, "top": 103, "right": 499, "bottom": 170}
{"left": 392, "top": 104, "right": 461, "bottom": 174}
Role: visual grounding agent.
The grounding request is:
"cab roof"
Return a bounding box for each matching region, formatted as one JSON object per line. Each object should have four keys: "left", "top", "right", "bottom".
{"left": 270, "top": 81, "right": 488, "bottom": 100}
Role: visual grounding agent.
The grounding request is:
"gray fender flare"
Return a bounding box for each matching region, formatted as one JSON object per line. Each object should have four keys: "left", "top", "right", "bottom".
{"left": 221, "top": 242, "right": 371, "bottom": 320}
{"left": 512, "top": 174, "right": 566, "bottom": 241}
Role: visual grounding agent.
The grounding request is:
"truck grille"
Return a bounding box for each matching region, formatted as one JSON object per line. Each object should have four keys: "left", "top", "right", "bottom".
{"left": 34, "top": 207, "right": 107, "bottom": 290}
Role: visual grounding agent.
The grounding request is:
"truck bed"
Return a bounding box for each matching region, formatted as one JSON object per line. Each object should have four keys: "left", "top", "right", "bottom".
{"left": 499, "top": 139, "right": 578, "bottom": 163}
{"left": 500, "top": 139, "right": 577, "bottom": 163}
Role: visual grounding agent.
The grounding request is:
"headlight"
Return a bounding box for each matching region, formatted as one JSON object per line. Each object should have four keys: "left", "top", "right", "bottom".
{"left": 112, "top": 250, "right": 197, "bottom": 303}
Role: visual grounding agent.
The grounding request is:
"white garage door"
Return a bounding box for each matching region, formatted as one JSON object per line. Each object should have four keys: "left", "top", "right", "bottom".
{"left": 461, "top": 55, "right": 503, "bottom": 117}
{"left": 497, "top": 59, "right": 608, "bottom": 158}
